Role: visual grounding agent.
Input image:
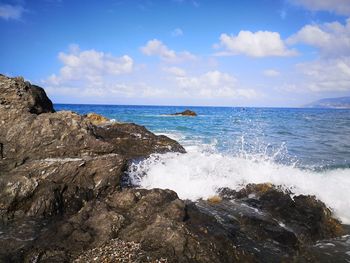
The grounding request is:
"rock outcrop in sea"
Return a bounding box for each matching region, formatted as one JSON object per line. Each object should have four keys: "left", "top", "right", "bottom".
{"left": 0, "top": 75, "right": 346, "bottom": 262}
{"left": 171, "top": 109, "right": 197, "bottom": 116}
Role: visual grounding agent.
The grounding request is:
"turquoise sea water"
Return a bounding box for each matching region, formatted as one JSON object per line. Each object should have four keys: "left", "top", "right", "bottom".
{"left": 55, "top": 104, "right": 350, "bottom": 223}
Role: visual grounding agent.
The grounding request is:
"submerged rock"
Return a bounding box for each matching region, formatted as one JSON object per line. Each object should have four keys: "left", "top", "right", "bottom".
{"left": 171, "top": 109, "right": 197, "bottom": 116}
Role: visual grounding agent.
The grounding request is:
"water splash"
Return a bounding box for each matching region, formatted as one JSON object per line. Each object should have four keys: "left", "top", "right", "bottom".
{"left": 128, "top": 136, "right": 350, "bottom": 224}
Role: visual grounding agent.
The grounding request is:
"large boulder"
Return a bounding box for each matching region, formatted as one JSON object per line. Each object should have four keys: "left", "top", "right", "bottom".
{"left": 0, "top": 75, "right": 184, "bottom": 223}
{"left": 0, "top": 75, "right": 185, "bottom": 173}
{"left": 0, "top": 75, "right": 54, "bottom": 114}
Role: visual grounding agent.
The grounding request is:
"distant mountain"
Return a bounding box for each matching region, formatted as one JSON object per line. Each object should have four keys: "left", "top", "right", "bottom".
{"left": 305, "top": 97, "right": 350, "bottom": 109}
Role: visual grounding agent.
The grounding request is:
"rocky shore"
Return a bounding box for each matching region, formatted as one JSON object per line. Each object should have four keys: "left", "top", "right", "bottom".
{"left": 0, "top": 74, "right": 347, "bottom": 262}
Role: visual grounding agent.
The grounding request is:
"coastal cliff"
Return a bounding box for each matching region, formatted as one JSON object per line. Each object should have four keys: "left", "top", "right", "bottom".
{"left": 0, "top": 75, "right": 346, "bottom": 262}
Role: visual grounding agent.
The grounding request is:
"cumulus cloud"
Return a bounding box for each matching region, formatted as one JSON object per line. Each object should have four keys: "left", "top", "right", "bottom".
{"left": 42, "top": 45, "right": 157, "bottom": 101}
{"left": 45, "top": 45, "right": 258, "bottom": 103}
{"left": 140, "top": 39, "right": 196, "bottom": 63}
{"left": 296, "top": 57, "right": 350, "bottom": 92}
{"left": 290, "top": 0, "right": 350, "bottom": 16}
{"left": 47, "top": 44, "right": 133, "bottom": 86}
{"left": 215, "top": 31, "right": 297, "bottom": 57}
{"left": 171, "top": 28, "right": 183, "bottom": 37}
{"left": 287, "top": 19, "right": 350, "bottom": 58}
{"left": 279, "top": 18, "right": 350, "bottom": 93}
{"left": 0, "top": 4, "right": 25, "bottom": 20}
{"left": 263, "top": 69, "right": 280, "bottom": 77}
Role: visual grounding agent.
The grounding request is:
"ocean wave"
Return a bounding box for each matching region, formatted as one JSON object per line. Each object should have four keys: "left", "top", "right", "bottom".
{"left": 128, "top": 148, "right": 350, "bottom": 224}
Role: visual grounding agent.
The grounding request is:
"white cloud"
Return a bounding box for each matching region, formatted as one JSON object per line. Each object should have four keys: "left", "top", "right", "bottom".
{"left": 45, "top": 45, "right": 258, "bottom": 104}
{"left": 263, "top": 69, "right": 280, "bottom": 77}
{"left": 171, "top": 28, "right": 183, "bottom": 37}
{"left": 47, "top": 44, "right": 133, "bottom": 86}
{"left": 172, "top": 70, "right": 258, "bottom": 99}
{"left": 215, "top": 31, "right": 297, "bottom": 57}
{"left": 287, "top": 19, "right": 350, "bottom": 58}
{"left": 0, "top": 4, "right": 24, "bottom": 20}
{"left": 297, "top": 57, "right": 350, "bottom": 92}
{"left": 290, "top": 0, "right": 350, "bottom": 16}
{"left": 140, "top": 39, "right": 196, "bottom": 63}
{"left": 163, "top": 66, "right": 187, "bottom": 76}
{"left": 280, "top": 19, "right": 350, "bottom": 94}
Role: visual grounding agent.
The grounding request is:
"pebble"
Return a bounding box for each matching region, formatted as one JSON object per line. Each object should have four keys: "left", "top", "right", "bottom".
{"left": 74, "top": 239, "right": 168, "bottom": 263}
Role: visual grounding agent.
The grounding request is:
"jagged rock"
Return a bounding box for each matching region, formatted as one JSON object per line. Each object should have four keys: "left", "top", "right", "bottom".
{"left": 0, "top": 75, "right": 54, "bottom": 114}
{"left": 0, "top": 75, "right": 185, "bottom": 173}
{"left": 0, "top": 154, "right": 126, "bottom": 221}
{"left": 0, "top": 72, "right": 185, "bottom": 221}
{"left": 171, "top": 109, "right": 197, "bottom": 116}
{"left": 18, "top": 189, "right": 255, "bottom": 263}
{"left": 218, "top": 183, "right": 344, "bottom": 243}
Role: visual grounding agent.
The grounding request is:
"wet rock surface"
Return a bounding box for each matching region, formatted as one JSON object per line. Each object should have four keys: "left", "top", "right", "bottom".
{"left": 0, "top": 75, "right": 348, "bottom": 262}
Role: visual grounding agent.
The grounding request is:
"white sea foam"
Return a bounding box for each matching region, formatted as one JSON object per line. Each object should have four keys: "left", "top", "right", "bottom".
{"left": 128, "top": 144, "right": 350, "bottom": 224}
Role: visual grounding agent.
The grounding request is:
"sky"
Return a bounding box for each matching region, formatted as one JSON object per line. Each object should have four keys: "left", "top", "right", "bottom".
{"left": 0, "top": 0, "right": 350, "bottom": 107}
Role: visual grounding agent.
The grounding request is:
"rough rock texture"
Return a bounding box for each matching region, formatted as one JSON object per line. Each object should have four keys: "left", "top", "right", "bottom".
{"left": 0, "top": 75, "right": 346, "bottom": 263}
{"left": 0, "top": 75, "right": 54, "bottom": 115}
{"left": 171, "top": 109, "right": 197, "bottom": 116}
{"left": 219, "top": 184, "right": 344, "bottom": 243}
{"left": 85, "top": 112, "right": 110, "bottom": 126}
{"left": 0, "top": 75, "right": 186, "bottom": 262}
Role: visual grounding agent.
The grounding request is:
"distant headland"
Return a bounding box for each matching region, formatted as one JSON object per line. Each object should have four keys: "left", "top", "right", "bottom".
{"left": 305, "top": 97, "right": 350, "bottom": 109}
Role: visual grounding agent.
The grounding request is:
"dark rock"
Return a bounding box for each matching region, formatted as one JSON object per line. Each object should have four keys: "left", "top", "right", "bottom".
{"left": 0, "top": 154, "right": 126, "bottom": 221}
{"left": 0, "top": 75, "right": 54, "bottom": 114}
{"left": 219, "top": 183, "right": 344, "bottom": 242}
{"left": 171, "top": 109, "right": 197, "bottom": 116}
{"left": 0, "top": 75, "right": 185, "bottom": 173}
{"left": 0, "top": 75, "right": 186, "bottom": 261}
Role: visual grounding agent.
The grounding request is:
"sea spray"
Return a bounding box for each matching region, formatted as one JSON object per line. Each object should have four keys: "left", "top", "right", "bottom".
{"left": 128, "top": 140, "right": 350, "bottom": 224}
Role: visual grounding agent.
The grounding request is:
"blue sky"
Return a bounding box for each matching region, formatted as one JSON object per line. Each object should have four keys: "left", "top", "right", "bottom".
{"left": 0, "top": 0, "right": 350, "bottom": 106}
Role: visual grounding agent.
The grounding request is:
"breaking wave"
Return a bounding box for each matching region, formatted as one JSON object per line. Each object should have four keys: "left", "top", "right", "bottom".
{"left": 128, "top": 135, "right": 350, "bottom": 224}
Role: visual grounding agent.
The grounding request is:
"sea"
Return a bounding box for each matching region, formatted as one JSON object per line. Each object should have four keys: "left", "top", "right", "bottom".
{"left": 56, "top": 104, "right": 350, "bottom": 224}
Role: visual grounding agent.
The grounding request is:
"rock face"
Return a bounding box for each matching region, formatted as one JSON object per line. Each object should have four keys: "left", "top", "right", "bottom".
{"left": 171, "top": 109, "right": 197, "bottom": 116}
{"left": 0, "top": 75, "right": 185, "bottom": 261}
{"left": 0, "top": 75, "right": 346, "bottom": 263}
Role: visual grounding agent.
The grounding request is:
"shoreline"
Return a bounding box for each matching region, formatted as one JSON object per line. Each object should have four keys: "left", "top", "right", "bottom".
{"left": 0, "top": 74, "right": 349, "bottom": 262}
